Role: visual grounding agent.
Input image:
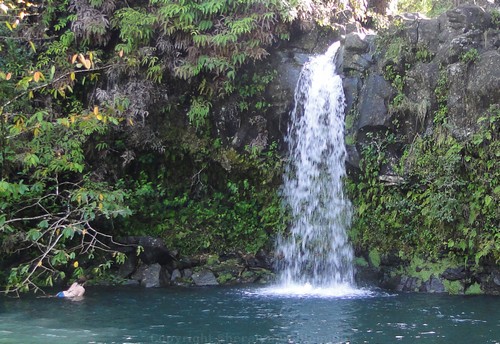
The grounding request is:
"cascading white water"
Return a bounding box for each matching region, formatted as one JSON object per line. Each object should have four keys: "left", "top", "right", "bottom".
{"left": 276, "top": 42, "right": 355, "bottom": 290}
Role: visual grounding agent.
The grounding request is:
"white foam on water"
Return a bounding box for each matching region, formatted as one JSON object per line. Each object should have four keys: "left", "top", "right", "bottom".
{"left": 254, "top": 283, "right": 374, "bottom": 298}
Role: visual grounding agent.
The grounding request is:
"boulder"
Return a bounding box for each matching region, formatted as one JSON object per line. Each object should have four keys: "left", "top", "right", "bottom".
{"left": 118, "top": 252, "right": 138, "bottom": 278}
{"left": 477, "top": 267, "right": 500, "bottom": 295}
{"left": 191, "top": 270, "right": 219, "bottom": 286}
{"left": 170, "top": 269, "right": 181, "bottom": 282}
{"left": 357, "top": 74, "right": 394, "bottom": 130}
{"left": 342, "top": 33, "right": 374, "bottom": 73}
{"left": 130, "top": 264, "right": 147, "bottom": 282}
{"left": 416, "top": 17, "right": 441, "bottom": 53}
{"left": 239, "top": 250, "right": 274, "bottom": 271}
{"left": 131, "top": 263, "right": 162, "bottom": 288}
{"left": 159, "top": 267, "right": 171, "bottom": 287}
{"left": 344, "top": 33, "right": 370, "bottom": 54}
{"left": 493, "top": 270, "right": 500, "bottom": 287}
{"left": 118, "top": 236, "right": 175, "bottom": 267}
{"left": 420, "top": 276, "right": 446, "bottom": 293}
{"left": 182, "top": 268, "right": 193, "bottom": 278}
{"left": 396, "top": 276, "right": 421, "bottom": 292}
{"left": 444, "top": 5, "right": 491, "bottom": 33}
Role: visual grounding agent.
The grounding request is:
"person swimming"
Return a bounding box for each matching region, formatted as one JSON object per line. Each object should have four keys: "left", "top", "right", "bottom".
{"left": 56, "top": 277, "right": 86, "bottom": 298}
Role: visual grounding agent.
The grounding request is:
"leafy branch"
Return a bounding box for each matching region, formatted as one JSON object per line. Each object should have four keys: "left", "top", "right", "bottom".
{"left": 1, "top": 65, "right": 114, "bottom": 111}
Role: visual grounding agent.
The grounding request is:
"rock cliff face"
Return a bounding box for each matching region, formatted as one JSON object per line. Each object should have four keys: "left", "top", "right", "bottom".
{"left": 253, "top": 4, "right": 499, "bottom": 294}
{"left": 262, "top": 4, "right": 498, "bottom": 164}
{"left": 341, "top": 5, "right": 499, "bottom": 168}
{"left": 341, "top": 5, "right": 499, "bottom": 294}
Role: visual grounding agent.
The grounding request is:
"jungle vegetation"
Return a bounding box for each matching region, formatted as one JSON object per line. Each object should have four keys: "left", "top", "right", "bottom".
{"left": 0, "top": 0, "right": 497, "bottom": 295}
{"left": 0, "top": 0, "right": 369, "bottom": 294}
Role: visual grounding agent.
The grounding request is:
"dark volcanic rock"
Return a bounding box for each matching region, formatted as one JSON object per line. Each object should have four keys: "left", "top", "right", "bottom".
{"left": 441, "top": 267, "right": 467, "bottom": 281}
{"left": 420, "top": 276, "right": 446, "bottom": 293}
{"left": 337, "top": 4, "right": 500, "bottom": 170}
{"left": 118, "top": 236, "right": 175, "bottom": 267}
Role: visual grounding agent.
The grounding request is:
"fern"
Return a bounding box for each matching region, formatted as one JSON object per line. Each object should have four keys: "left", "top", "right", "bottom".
{"left": 187, "top": 97, "right": 211, "bottom": 128}
{"left": 113, "top": 8, "right": 156, "bottom": 46}
{"left": 228, "top": 17, "right": 254, "bottom": 35}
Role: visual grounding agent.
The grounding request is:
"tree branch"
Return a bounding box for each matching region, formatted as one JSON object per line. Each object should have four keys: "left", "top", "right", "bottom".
{"left": 1, "top": 65, "right": 114, "bottom": 110}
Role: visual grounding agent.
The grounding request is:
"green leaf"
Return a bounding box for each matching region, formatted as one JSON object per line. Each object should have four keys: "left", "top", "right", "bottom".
{"left": 51, "top": 250, "right": 68, "bottom": 266}
{"left": 27, "top": 229, "right": 42, "bottom": 241}
{"left": 24, "top": 153, "right": 40, "bottom": 167}
{"left": 38, "top": 220, "right": 49, "bottom": 229}
{"left": 45, "top": 275, "right": 53, "bottom": 287}
{"left": 62, "top": 226, "right": 75, "bottom": 239}
{"left": 49, "top": 65, "right": 56, "bottom": 80}
{"left": 484, "top": 195, "right": 492, "bottom": 207}
{"left": 29, "top": 41, "right": 36, "bottom": 53}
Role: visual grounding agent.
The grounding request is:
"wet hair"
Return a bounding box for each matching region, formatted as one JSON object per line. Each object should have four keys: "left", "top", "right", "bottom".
{"left": 77, "top": 276, "right": 87, "bottom": 285}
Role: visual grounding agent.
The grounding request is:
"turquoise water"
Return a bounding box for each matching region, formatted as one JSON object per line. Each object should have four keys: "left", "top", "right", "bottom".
{"left": 1, "top": 286, "right": 499, "bottom": 343}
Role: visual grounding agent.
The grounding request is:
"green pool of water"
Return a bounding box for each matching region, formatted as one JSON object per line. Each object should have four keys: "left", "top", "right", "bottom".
{"left": 0, "top": 286, "right": 498, "bottom": 343}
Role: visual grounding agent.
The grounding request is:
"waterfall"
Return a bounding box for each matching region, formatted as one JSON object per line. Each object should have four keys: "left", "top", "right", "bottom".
{"left": 276, "top": 42, "right": 355, "bottom": 289}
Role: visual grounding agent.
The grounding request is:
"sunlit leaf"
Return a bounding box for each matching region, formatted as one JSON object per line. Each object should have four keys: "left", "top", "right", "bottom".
{"left": 33, "top": 71, "right": 42, "bottom": 82}
{"left": 78, "top": 53, "right": 86, "bottom": 65}
{"left": 29, "top": 41, "right": 36, "bottom": 53}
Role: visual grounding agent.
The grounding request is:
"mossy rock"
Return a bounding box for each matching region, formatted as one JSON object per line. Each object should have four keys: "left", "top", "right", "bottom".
{"left": 368, "top": 249, "right": 381, "bottom": 268}
{"left": 206, "top": 254, "right": 220, "bottom": 266}
{"left": 217, "top": 272, "right": 236, "bottom": 285}
{"left": 407, "top": 256, "right": 453, "bottom": 284}
{"left": 465, "top": 283, "right": 482, "bottom": 295}
{"left": 252, "top": 268, "right": 275, "bottom": 284}
{"left": 210, "top": 258, "right": 244, "bottom": 275}
{"left": 241, "top": 270, "right": 255, "bottom": 279}
{"left": 443, "top": 280, "right": 464, "bottom": 295}
{"left": 354, "top": 256, "right": 369, "bottom": 267}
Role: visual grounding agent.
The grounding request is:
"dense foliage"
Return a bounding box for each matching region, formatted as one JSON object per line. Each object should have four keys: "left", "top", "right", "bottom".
{"left": 395, "top": 0, "right": 454, "bottom": 17}
{"left": 344, "top": 7, "right": 500, "bottom": 273}
{"left": 1, "top": 0, "right": 368, "bottom": 294}
{"left": 1, "top": 0, "right": 497, "bottom": 295}
{"left": 348, "top": 107, "right": 499, "bottom": 266}
{"left": 0, "top": 0, "right": 134, "bottom": 294}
